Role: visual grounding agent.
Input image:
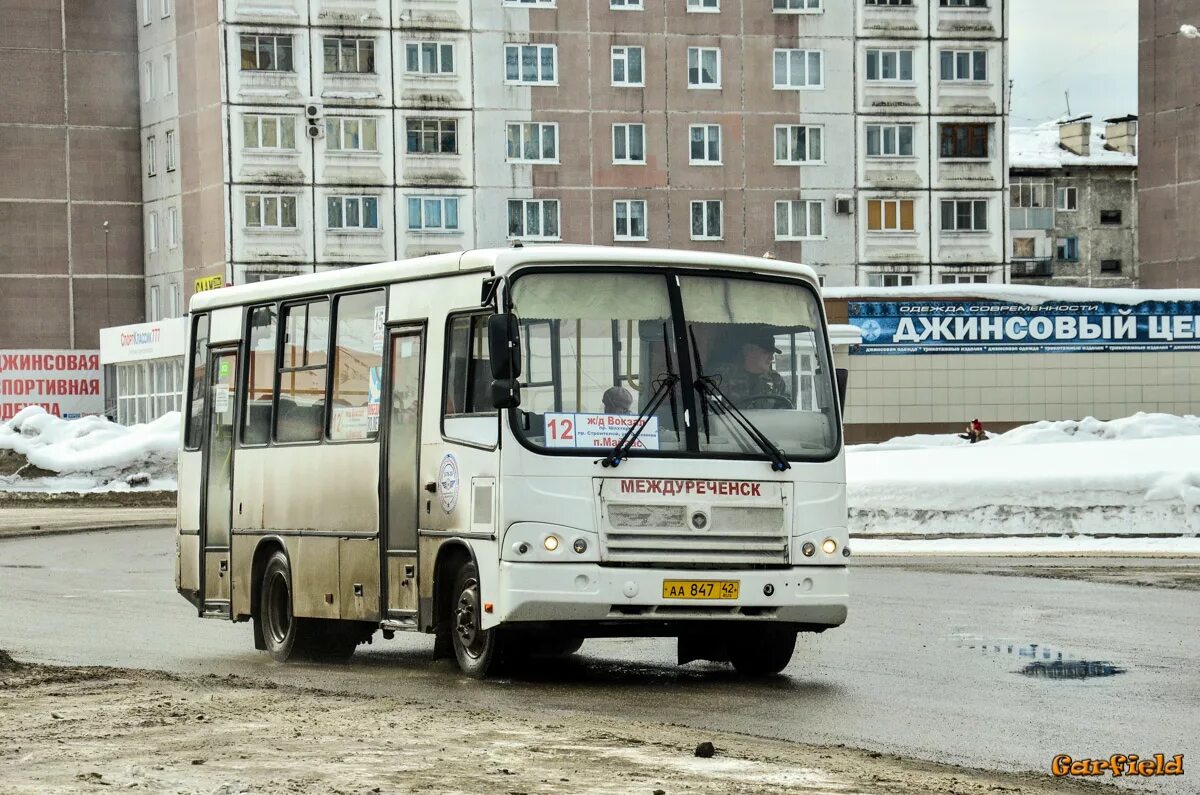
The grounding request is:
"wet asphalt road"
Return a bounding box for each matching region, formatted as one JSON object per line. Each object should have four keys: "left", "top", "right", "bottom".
{"left": 1, "top": 527, "right": 1197, "bottom": 793}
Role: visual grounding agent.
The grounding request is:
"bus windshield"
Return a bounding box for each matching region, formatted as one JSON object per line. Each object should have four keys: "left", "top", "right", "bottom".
{"left": 508, "top": 269, "right": 839, "bottom": 461}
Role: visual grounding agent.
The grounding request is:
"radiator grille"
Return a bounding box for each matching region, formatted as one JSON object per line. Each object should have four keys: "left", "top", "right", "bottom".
{"left": 601, "top": 504, "right": 788, "bottom": 567}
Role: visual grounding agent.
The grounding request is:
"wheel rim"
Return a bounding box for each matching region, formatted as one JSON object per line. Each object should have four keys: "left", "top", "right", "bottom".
{"left": 265, "top": 569, "right": 292, "bottom": 646}
{"left": 454, "top": 577, "right": 486, "bottom": 660}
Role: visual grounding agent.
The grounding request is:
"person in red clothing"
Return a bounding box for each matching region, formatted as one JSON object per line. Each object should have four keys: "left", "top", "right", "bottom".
{"left": 960, "top": 417, "right": 986, "bottom": 444}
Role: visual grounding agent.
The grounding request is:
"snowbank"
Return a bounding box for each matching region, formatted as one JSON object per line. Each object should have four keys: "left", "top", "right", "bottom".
{"left": 848, "top": 413, "right": 1200, "bottom": 540}
{"left": 0, "top": 407, "right": 180, "bottom": 493}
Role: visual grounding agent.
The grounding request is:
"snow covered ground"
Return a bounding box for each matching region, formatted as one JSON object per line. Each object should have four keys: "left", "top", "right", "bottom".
{"left": 849, "top": 413, "right": 1200, "bottom": 554}
{"left": 0, "top": 407, "right": 179, "bottom": 493}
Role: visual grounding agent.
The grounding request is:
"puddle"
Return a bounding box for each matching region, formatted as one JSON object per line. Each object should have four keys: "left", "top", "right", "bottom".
{"left": 954, "top": 636, "right": 1128, "bottom": 680}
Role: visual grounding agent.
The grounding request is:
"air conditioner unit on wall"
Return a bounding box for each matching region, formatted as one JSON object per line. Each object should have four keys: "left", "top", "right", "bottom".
{"left": 306, "top": 122, "right": 324, "bottom": 139}
{"left": 834, "top": 197, "right": 853, "bottom": 215}
{"left": 304, "top": 99, "right": 322, "bottom": 120}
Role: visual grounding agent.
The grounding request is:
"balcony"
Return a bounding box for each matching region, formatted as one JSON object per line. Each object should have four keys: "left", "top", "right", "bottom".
{"left": 1011, "top": 259, "right": 1052, "bottom": 277}
{"left": 1010, "top": 207, "right": 1054, "bottom": 230}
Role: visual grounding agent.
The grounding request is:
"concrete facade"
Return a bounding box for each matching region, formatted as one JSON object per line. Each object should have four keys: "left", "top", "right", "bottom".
{"left": 134, "top": 0, "right": 1009, "bottom": 306}
{"left": 1138, "top": 1, "right": 1200, "bottom": 288}
{"left": 1009, "top": 118, "right": 1138, "bottom": 287}
{"left": 0, "top": 0, "right": 144, "bottom": 348}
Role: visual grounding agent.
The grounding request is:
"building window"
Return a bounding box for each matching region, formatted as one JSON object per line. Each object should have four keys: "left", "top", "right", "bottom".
{"left": 865, "top": 123, "right": 915, "bottom": 157}
{"left": 939, "top": 50, "right": 986, "bottom": 81}
{"left": 940, "top": 0, "right": 988, "bottom": 7}
{"left": 612, "top": 123, "right": 646, "bottom": 164}
{"left": 406, "top": 118, "right": 458, "bottom": 154}
{"left": 327, "top": 196, "right": 379, "bottom": 230}
{"left": 406, "top": 41, "right": 454, "bottom": 75}
{"left": 689, "top": 124, "right": 721, "bottom": 165}
{"left": 325, "top": 37, "right": 375, "bottom": 74}
{"left": 161, "top": 0, "right": 172, "bottom": 17}
{"left": 1100, "top": 259, "right": 1122, "bottom": 273}
{"left": 244, "top": 114, "right": 296, "bottom": 150}
{"left": 611, "top": 46, "right": 644, "bottom": 86}
{"left": 940, "top": 273, "right": 989, "bottom": 284}
{"left": 246, "top": 194, "right": 298, "bottom": 229}
{"left": 775, "top": 200, "right": 823, "bottom": 240}
{"left": 504, "top": 0, "right": 555, "bottom": 5}
{"left": 147, "top": 211, "right": 159, "bottom": 252}
{"left": 865, "top": 48, "right": 913, "bottom": 81}
{"left": 774, "top": 0, "right": 821, "bottom": 12}
{"left": 690, "top": 200, "right": 722, "bottom": 240}
{"left": 165, "top": 130, "right": 176, "bottom": 171}
{"left": 240, "top": 34, "right": 293, "bottom": 72}
{"left": 687, "top": 47, "right": 721, "bottom": 88}
{"left": 325, "top": 117, "right": 378, "bottom": 152}
{"left": 866, "top": 199, "right": 915, "bottom": 232}
{"left": 1056, "top": 236, "right": 1079, "bottom": 261}
{"left": 940, "top": 199, "right": 988, "bottom": 232}
{"left": 146, "top": 136, "right": 157, "bottom": 176}
{"left": 613, "top": 200, "right": 648, "bottom": 241}
{"left": 1013, "top": 237, "right": 1036, "bottom": 258}
{"left": 939, "top": 123, "right": 989, "bottom": 158}
{"left": 687, "top": 0, "right": 719, "bottom": 11}
{"left": 167, "top": 206, "right": 179, "bottom": 249}
{"left": 773, "top": 49, "right": 823, "bottom": 89}
{"left": 506, "top": 122, "right": 558, "bottom": 163}
{"left": 407, "top": 196, "right": 460, "bottom": 232}
{"left": 866, "top": 0, "right": 914, "bottom": 5}
{"left": 150, "top": 284, "right": 161, "bottom": 321}
{"left": 163, "top": 53, "right": 174, "bottom": 94}
{"left": 611, "top": 0, "right": 643, "bottom": 8}
{"left": 142, "top": 0, "right": 152, "bottom": 26}
{"left": 1011, "top": 181, "right": 1050, "bottom": 208}
{"left": 1100, "top": 209, "right": 1122, "bottom": 224}
{"left": 866, "top": 273, "right": 915, "bottom": 287}
{"left": 504, "top": 44, "right": 557, "bottom": 85}
{"left": 1056, "top": 186, "right": 1078, "bottom": 211}
{"left": 775, "top": 125, "right": 822, "bottom": 164}
{"left": 508, "top": 199, "right": 561, "bottom": 240}
{"left": 143, "top": 61, "right": 154, "bottom": 102}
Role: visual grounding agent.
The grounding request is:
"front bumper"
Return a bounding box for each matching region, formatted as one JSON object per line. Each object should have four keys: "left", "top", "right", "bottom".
{"left": 497, "top": 562, "right": 848, "bottom": 627}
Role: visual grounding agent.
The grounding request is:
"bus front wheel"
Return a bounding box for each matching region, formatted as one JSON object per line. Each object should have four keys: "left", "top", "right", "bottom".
{"left": 449, "top": 561, "right": 505, "bottom": 678}
{"left": 728, "top": 626, "right": 797, "bottom": 676}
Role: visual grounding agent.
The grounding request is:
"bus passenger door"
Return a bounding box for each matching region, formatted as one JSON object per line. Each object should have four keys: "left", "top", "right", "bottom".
{"left": 200, "top": 347, "right": 238, "bottom": 618}
{"left": 381, "top": 328, "right": 424, "bottom": 620}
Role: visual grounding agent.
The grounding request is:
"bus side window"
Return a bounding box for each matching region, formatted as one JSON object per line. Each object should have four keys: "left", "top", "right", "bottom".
{"left": 242, "top": 305, "right": 276, "bottom": 446}
{"left": 275, "top": 299, "right": 330, "bottom": 444}
{"left": 328, "top": 289, "right": 385, "bottom": 442}
{"left": 443, "top": 313, "right": 496, "bottom": 447}
{"left": 184, "top": 313, "right": 209, "bottom": 450}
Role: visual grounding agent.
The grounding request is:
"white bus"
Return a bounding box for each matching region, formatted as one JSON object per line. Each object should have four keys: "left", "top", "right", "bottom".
{"left": 176, "top": 246, "right": 849, "bottom": 677}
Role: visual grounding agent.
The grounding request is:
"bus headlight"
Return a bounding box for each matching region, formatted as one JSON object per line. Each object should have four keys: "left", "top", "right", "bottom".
{"left": 543, "top": 535, "right": 560, "bottom": 552}
{"left": 822, "top": 538, "right": 838, "bottom": 555}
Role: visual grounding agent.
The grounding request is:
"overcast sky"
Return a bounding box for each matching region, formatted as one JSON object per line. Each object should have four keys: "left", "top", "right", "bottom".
{"left": 1009, "top": 0, "right": 1137, "bottom": 127}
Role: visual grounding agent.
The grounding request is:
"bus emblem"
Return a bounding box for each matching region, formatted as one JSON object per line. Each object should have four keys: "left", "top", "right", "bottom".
{"left": 438, "top": 453, "right": 460, "bottom": 514}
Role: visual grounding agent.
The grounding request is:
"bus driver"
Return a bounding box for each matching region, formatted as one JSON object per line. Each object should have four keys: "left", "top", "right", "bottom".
{"left": 718, "top": 330, "right": 789, "bottom": 408}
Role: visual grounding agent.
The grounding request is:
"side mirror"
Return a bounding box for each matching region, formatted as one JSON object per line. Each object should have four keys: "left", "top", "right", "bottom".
{"left": 835, "top": 368, "right": 849, "bottom": 414}
{"left": 491, "top": 378, "right": 521, "bottom": 410}
{"left": 487, "top": 313, "right": 522, "bottom": 381}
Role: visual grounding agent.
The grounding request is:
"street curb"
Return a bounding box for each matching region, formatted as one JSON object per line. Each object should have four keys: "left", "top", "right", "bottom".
{"left": 0, "top": 521, "right": 174, "bottom": 541}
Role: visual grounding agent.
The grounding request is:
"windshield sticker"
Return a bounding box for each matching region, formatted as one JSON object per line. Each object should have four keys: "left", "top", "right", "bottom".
{"left": 545, "top": 413, "right": 660, "bottom": 451}
{"left": 372, "top": 306, "right": 386, "bottom": 354}
{"left": 332, "top": 405, "right": 371, "bottom": 440}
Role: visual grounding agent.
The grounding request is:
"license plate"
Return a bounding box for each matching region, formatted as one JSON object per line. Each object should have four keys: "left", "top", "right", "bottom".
{"left": 662, "top": 579, "right": 740, "bottom": 600}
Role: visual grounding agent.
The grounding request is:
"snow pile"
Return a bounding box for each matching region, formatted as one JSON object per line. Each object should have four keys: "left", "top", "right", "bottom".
{"left": 0, "top": 407, "right": 180, "bottom": 492}
{"left": 848, "top": 413, "right": 1200, "bottom": 539}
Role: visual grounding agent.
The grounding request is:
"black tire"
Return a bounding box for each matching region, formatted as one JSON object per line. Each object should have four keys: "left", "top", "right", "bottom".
{"left": 258, "top": 550, "right": 304, "bottom": 662}
{"left": 728, "top": 626, "right": 797, "bottom": 676}
{"left": 449, "top": 561, "right": 505, "bottom": 678}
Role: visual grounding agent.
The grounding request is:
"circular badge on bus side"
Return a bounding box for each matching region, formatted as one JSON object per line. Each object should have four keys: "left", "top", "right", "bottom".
{"left": 438, "top": 453, "right": 460, "bottom": 514}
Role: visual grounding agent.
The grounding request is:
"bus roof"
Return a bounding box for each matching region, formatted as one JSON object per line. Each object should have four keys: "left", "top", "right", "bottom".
{"left": 189, "top": 245, "right": 819, "bottom": 313}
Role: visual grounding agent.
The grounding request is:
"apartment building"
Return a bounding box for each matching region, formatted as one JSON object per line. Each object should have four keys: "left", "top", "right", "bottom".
{"left": 138, "top": 0, "right": 1008, "bottom": 306}
{"left": 0, "top": 1, "right": 144, "bottom": 348}
{"left": 1009, "top": 116, "right": 1138, "bottom": 287}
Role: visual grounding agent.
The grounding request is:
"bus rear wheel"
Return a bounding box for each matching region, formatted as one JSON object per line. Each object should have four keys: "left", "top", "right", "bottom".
{"left": 728, "top": 626, "right": 797, "bottom": 676}
{"left": 450, "top": 561, "right": 505, "bottom": 678}
{"left": 258, "top": 549, "right": 339, "bottom": 662}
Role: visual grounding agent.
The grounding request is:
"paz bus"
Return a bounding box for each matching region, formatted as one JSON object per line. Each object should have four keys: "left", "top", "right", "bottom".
{"left": 176, "top": 246, "right": 849, "bottom": 677}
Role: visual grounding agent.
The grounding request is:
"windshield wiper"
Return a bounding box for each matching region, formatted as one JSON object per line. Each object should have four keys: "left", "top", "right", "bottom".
{"left": 694, "top": 376, "right": 791, "bottom": 471}
{"left": 601, "top": 373, "right": 679, "bottom": 468}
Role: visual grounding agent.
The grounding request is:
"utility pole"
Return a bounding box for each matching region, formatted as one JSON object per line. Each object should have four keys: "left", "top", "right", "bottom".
{"left": 103, "top": 220, "right": 111, "bottom": 326}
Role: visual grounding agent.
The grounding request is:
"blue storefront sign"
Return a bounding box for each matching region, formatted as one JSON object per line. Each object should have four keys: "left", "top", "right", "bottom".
{"left": 849, "top": 300, "right": 1200, "bottom": 354}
